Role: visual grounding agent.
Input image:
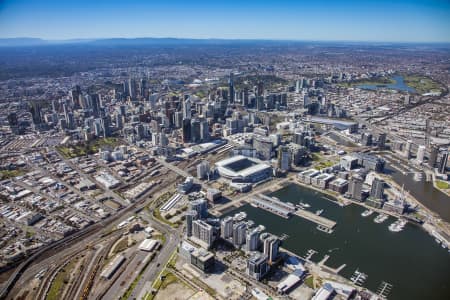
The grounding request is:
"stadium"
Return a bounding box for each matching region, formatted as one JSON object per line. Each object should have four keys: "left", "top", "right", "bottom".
{"left": 215, "top": 155, "right": 272, "bottom": 183}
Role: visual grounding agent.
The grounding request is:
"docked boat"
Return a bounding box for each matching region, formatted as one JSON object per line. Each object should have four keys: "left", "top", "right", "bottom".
{"left": 296, "top": 202, "right": 311, "bottom": 210}
{"left": 389, "top": 219, "right": 407, "bottom": 232}
{"left": 315, "top": 209, "right": 324, "bottom": 216}
{"left": 374, "top": 214, "right": 388, "bottom": 224}
{"left": 361, "top": 209, "right": 374, "bottom": 217}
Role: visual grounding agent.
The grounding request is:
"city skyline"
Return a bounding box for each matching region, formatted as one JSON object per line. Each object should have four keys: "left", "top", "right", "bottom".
{"left": 0, "top": 0, "right": 450, "bottom": 42}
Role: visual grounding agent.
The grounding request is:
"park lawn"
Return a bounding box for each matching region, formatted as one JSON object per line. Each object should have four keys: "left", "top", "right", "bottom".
{"left": 403, "top": 75, "right": 442, "bottom": 94}
{"left": 56, "top": 137, "right": 121, "bottom": 158}
{"left": 436, "top": 180, "right": 449, "bottom": 190}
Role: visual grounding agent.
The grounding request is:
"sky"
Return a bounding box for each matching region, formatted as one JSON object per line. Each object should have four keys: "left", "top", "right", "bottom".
{"left": 0, "top": 0, "right": 449, "bottom": 42}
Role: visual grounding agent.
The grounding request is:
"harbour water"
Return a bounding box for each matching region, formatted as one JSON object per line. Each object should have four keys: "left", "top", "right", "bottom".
{"left": 226, "top": 184, "right": 450, "bottom": 300}
{"left": 385, "top": 165, "right": 450, "bottom": 222}
{"left": 357, "top": 75, "right": 416, "bottom": 93}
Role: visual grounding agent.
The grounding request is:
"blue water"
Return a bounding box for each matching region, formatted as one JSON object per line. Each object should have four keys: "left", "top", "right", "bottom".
{"left": 357, "top": 76, "right": 415, "bottom": 93}
{"left": 224, "top": 184, "right": 450, "bottom": 300}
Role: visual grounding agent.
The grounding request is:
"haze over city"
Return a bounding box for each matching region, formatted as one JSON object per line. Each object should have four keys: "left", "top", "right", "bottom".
{"left": 0, "top": 1, "right": 449, "bottom": 300}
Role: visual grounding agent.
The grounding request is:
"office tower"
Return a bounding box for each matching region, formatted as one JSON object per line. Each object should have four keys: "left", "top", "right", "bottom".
{"left": 263, "top": 235, "right": 280, "bottom": 264}
{"left": 185, "top": 210, "right": 198, "bottom": 237}
{"left": 361, "top": 133, "right": 373, "bottom": 146}
{"left": 183, "top": 96, "right": 192, "bottom": 119}
{"left": 115, "top": 113, "right": 124, "bottom": 129}
{"left": 192, "top": 219, "right": 214, "bottom": 248}
{"left": 29, "top": 101, "right": 42, "bottom": 125}
{"left": 90, "top": 93, "right": 101, "bottom": 118}
{"left": 242, "top": 89, "right": 249, "bottom": 107}
{"left": 370, "top": 178, "right": 384, "bottom": 200}
{"left": 377, "top": 133, "right": 387, "bottom": 150}
{"left": 256, "top": 81, "right": 264, "bottom": 97}
{"left": 277, "top": 146, "right": 291, "bottom": 171}
{"left": 190, "top": 199, "right": 208, "bottom": 219}
{"left": 245, "top": 229, "right": 260, "bottom": 252}
{"left": 93, "top": 119, "right": 102, "bottom": 136}
{"left": 7, "top": 112, "right": 18, "bottom": 127}
{"left": 247, "top": 253, "right": 269, "bottom": 281}
{"left": 71, "top": 85, "right": 82, "bottom": 108}
{"left": 190, "top": 119, "right": 201, "bottom": 143}
{"left": 229, "top": 72, "right": 235, "bottom": 103}
{"left": 293, "top": 131, "right": 305, "bottom": 146}
{"left": 159, "top": 132, "right": 169, "bottom": 147}
{"left": 438, "top": 151, "right": 448, "bottom": 174}
{"left": 349, "top": 178, "right": 363, "bottom": 201}
{"left": 67, "top": 112, "right": 75, "bottom": 130}
{"left": 404, "top": 94, "right": 411, "bottom": 105}
{"left": 182, "top": 119, "right": 192, "bottom": 143}
{"left": 174, "top": 111, "right": 183, "bottom": 128}
{"left": 81, "top": 94, "right": 90, "bottom": 109}
{"left": 119, "top": 104, "right": 127, "bottom": 116}
{"left": 428, "top": 145, "right": 439, "bottom": 168}
{"left": 253, "top": 136, "right": 273, "bottom": 160}
{"left": 295, "top": 79, "right": 302, "bottom": 93}
{"left": 256, "top": 96, "right": 265, "bottom": 111}
{"left": 416, "top": 145, "right": 426, "bottom": 163}
{"left": 303, "top": 94, "right": 310, "bottom": 108}
{"left": 141, "top": 78, "right": 150, "bottom": 99}
{"left": 405, "top": 140, "right": 412, "bottom": 159}
{"left": 199, "top": 118, "right": 209, "bottom": 141}
{"left": 197, "top": 161, "right": 210, "bottom": 179}
{"left": 220, "top": 216, "right": 233, "bottom": 239}
{"left": 232, "top": 222, "right": 247, "bottom": 247}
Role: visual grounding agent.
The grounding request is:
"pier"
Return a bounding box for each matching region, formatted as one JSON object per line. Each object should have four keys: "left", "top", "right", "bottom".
{"left": 251, "top": 194, "right": 296, "bottom": 219}
{"left": 294, "top": 209, "right": 337, "bottom": 229}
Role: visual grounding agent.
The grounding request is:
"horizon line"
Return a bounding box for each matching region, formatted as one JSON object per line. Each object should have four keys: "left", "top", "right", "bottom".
{"left": 1, "top": 36, "right": 450, "bottom": 45}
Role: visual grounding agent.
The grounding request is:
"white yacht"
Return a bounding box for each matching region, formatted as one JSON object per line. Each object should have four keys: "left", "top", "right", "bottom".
{"left": 361, "top": 209, "right": 374, "bottom": 217}
{"left": 374, "top": 214, "right": 388, "bottom": 224}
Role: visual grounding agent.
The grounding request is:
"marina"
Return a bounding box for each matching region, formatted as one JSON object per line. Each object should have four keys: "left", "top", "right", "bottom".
{"left": 225, "top": 183, "right": 450, "bottom": 300}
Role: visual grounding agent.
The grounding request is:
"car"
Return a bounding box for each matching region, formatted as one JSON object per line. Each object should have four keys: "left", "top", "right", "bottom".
{"left": 156, "top": 263, "right": 161, "bottom": 267}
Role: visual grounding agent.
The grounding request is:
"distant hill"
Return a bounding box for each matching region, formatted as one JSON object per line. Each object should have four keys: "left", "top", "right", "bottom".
{"left": 0, "top": 38, "right": 48, "bottom": 46}
{"left": 0, "top": 37, "right": 449, "bottom": 48}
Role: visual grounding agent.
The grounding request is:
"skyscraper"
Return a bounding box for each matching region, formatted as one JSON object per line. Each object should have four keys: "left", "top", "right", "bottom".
{"left": 183, "top": 96, "right": 192, "bottom": 119}
{"left": 220, "top": 216, "right": 233, "bottom": 239}
{"left": 192, "top": 219, "right": 215, "bottom": 248}
{"left": 277, "top": 146, "right": 291, "bottom": 171}
{"left": 263, "top": 235, "right": 280, "bottom": 264}
{"left": 247, "top": 253, "right": 269, "bottom": 281}
{"left": 377, "top": 133, "right": 387, "bottom": 150}
{"left": 232, "top": 222, "right": 247, "bottom": 247}
{"left": 416, "top": 145, "right": 426, "bottom": 163}
{"left": 370, "top": 178, "right": 384, "bottom": 200}
{"left": 190, "top": 199, "right": 208, "bottom": 219}
{"left": 185, "top": 210, "right": 198, "bottom": 237}
{"left": 29, "top": 101, "right": 42, "bottom": 125}
{"left": 428, "top": 145, "right": 439, "bottom": 168}
{"left": 90, "top": 93, "right": 102, "bottom": 118}
{"left": 245, "top": 229, "right": 260, "bottom": 252}
{"left": 182, "top": 119, "right": 192, "bottom": 143}
{"left": 349, "top": 178, "right": 363, "bottom": 201}
{"left": 229, "top": 72, "right": 235, "bottom": 103}
{"left": 438, "top": 151, "right": 448, "bottom": 174}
